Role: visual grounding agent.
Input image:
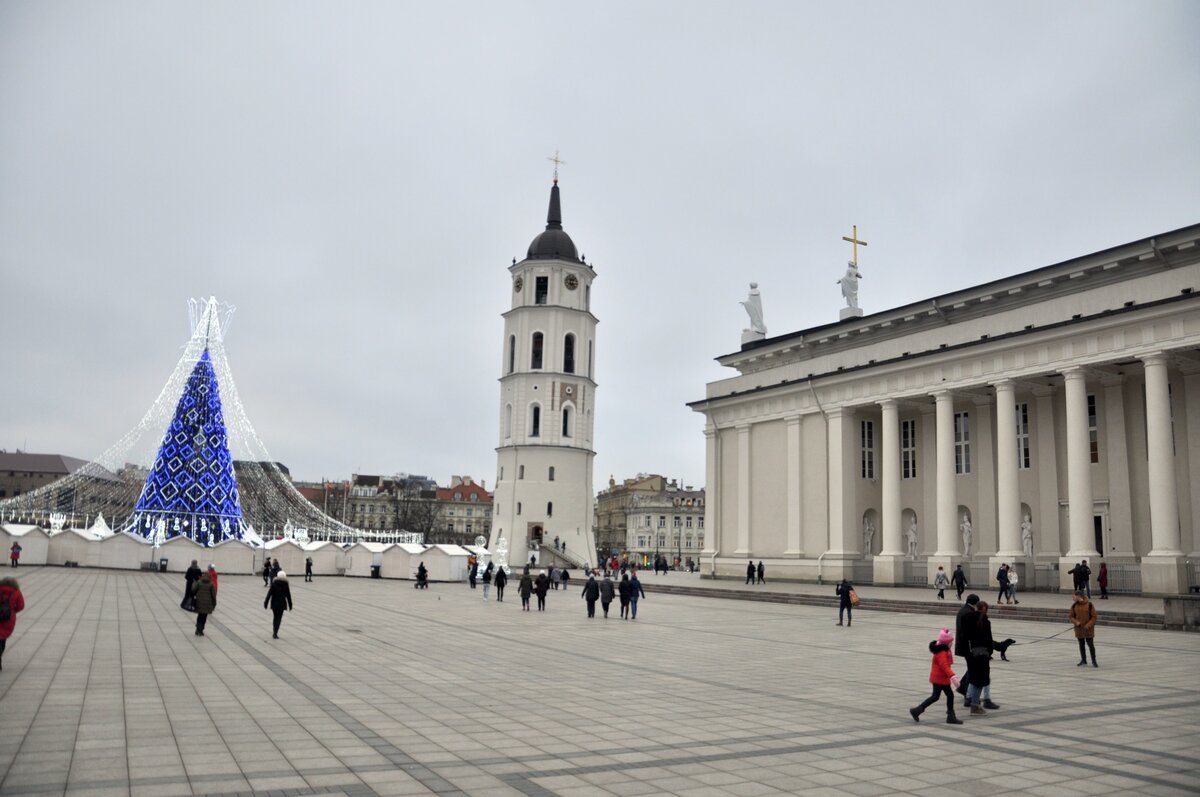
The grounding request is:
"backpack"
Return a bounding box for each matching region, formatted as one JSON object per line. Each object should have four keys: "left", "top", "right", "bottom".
{"left": 0, "top": 591, "right": 11, "bottom": 623}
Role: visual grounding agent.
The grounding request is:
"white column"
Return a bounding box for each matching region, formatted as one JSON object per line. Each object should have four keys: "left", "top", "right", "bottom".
{"left": 735, "top": 424, "right": 751, "bottom": 555}
{"left": 826, "top": 407, "right": 858, "bottom": 561}
{"left": 993, "top": 380, "right": 1023, "bottom": 557}
{"left": 702, "top": 426, "right": 718, "bottom": 558}
{"left": 785, "top": 416, "right": 803, "bottom": 555}
{"left": 880, "top": 400, "right": 902, "bottom": 555}
{"left": 1142, "top": 353, "right": 1182, "bottom": 556}
{"left": 934, "top": 391, "right": 959, "bottom": 556}
{"left": 1062, "top": 367, "right": 1098, "bottom": 558}
{"left": 1101, "top": 376, "right": 1134, "bottom": 557}
{"left": 1033, "top": 386, "right": 1060, "bottom": 557}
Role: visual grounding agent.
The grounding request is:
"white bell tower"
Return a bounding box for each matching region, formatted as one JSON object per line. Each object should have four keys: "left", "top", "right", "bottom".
{"left": 490, "top": 177, "right": 598, "bottom": 570}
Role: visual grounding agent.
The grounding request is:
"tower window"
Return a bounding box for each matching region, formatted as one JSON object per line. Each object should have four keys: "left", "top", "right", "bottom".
{"left": 954, "top": 412, "right": 971, "bottom": 474}
{"left": 531, "top": 405, "right": 541, "bottom": 437}
{"left": 563, "top": 333, "right": 575, "bottom": 373}
{"left": 535, "top": 276, "right": 548, "bottom": 305}
{"left": 562, "top": 406, "right": 573, "bottom": 437}
{"left": 517, "top": 502, "right": 522, "bottom": 515}
{"left": 519, "top": 465, "right": 524, "bottom": 479}
{"left": 588, "top": 340, "right": 593, "bottom": 379}
{"left": 547, "top": 502, "right": 553, "bottom": 517}
{"left": 531, "top": 332, "right": 543, "bottom": 369}
{"left": 508, "top": 335, "right": 516, "bottom": 374}
{"left": 504, "top": 404, "right": 512, "bottom": 439}
{"left": 548, "top": 466, "right": 555, "bottom": 481}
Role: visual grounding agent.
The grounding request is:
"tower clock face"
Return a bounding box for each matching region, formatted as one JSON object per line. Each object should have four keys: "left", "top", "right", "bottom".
{"left": 513, "top": 277, "right": 523, "bottom": 292}
{"left": 564, "top": 274, "right": 579, "bottom": 290}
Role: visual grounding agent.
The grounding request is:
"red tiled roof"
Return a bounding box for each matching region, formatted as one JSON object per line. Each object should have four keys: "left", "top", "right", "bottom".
{"left": 436, "top": 483, "right": 493, "bottom": 503}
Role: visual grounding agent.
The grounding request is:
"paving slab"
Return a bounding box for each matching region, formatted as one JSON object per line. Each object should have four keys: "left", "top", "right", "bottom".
{"left": 0, "top": 567, "right": 1197, "bottom": 796}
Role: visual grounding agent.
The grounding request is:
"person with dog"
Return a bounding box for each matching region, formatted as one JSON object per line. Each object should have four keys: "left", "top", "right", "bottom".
{"left": 951, "top": 565, "right": 968, "bottom": 600}
{"left": 263, "top": 570, "right": 293, "bottom": 639}
{"left": 1069, "top": 590, "right": 1099, "bottom": 667}
{"left": 954, "top": 593, "right": 980, "bottom": 702}
{"left": 965, "top": 601, "right": 1000, "bottom": 714}
{"left": 933, "top": 566, "right": 949, "bottom": 600}
{"left": 909, "top": 627, "right": 962, "bottom": 724}
{"left": 835, "top": 578, "right": 854, "bottom": 626}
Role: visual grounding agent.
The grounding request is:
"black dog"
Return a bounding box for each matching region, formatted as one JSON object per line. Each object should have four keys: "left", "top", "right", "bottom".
{"left": 993, "top": 638, "right": 1016, "bottom": 661}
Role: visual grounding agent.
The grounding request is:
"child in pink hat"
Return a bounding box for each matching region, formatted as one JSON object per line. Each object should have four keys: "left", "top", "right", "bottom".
{"left": 909, "top": 628, "right": 962, "bottom": 724}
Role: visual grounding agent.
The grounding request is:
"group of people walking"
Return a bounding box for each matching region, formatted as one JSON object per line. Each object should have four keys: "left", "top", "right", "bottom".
{"left": 581, "top": 569, "right": 645, "bottom": 619}
{"left": 182, "top": 558, "right": 294, "bottom": 639}
{"left": 745, "top": 560, "right": 765, "bottom": 584}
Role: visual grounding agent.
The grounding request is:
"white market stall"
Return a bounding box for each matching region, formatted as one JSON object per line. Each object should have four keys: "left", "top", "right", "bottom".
{"left": 344, "top": 542, "right": 388, "bottom": 578}
{"left": 421, "top": 544, "right": 472, "bottom": 582}
{"left": 1, "top": 524, "right": 51, "bottom": 566}
{"left": 98, "top": 532, "right": 154, "bottom": 570}
{"left": 48, "top": 528, "right": 101, "bottom": 567}
{"left": 300, "top": 540, "right": 344, "bottom": 576}
{"left": 264, "top": 538, "right": 307, "bottom": 576}
{"left": 209, "top": 539, "right": 257, "bottom": 574}
{"left": 381, "top": 542, "right": 427, "bottom": 579}
{"left": 158, "top": 536, "right": 207, "bottom": 572}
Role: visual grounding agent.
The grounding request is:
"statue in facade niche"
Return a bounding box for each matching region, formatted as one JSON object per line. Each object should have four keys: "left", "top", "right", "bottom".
{"left": 1021, "top": 514, "right": 1034, "bottom": 558}
{"left": 904, "top": 520, "right": 918, "bottom": 558}
{"left": 862, "top": 518, "right": 875, "bottom": 554}
{"left": 740, "top": 282, "right": 767, "bottom": 337}
{"left": 960, "top": 514, "right": 973, "bottom": 556}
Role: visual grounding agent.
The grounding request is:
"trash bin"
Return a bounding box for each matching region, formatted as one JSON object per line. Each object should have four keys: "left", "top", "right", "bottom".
{"left": 371, "top": 565, "right": 381, "bottom": 579}
{"left": 159, "top": 558, "right": 168, "bottom": 573}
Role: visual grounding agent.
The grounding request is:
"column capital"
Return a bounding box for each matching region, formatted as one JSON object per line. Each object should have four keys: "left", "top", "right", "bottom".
{"left": 703, "top": 426, "right": 718, "bottom": 439}
{"left": 991, "top": 378, "right": 1016, "bottom": 391}
{"left": 735, "top": 423, "right": 751, "bottom": 433}
{"left": 931, "top": 389, "right": 956, "bottom": 404}
{"left": 826, "top": 406, "right": 854, "bottom": 420}
{"left": 878, "top": 398, "right": 897, "bottom": 410}
{"left": 785, "top": 414, "right": 803, "bottom": 426}
{"left": 1060, "top": 366, "right": 1089, "bottom": 382}
{"left": 1139, "top": 350, "right": 1171, "bottom": 369}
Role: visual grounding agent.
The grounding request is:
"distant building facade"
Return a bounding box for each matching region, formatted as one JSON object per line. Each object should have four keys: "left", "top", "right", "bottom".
{"left": 625, "top": 485, "right": 705, "bottom": 567}
{"left": 0, "top": 451, "right": 91, "bottom": 499}
{"left": 434, "top": 475, "right": 493, "bottom": 545}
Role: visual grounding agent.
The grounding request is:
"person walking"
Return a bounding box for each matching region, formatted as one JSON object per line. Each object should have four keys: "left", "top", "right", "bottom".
{"left": 181, "top": 560, "right": 202, "bottom": 611}
{"left": 207, "top": 564, "right": 219, "bottom": 594}
{"left": 416, "top": 561, "right": 429, "bottom": 589}
{"left": 264, "top": 570, "right": 293, "bottom": 639}
{"left": 549, "top": 566, "right": 559, "bottom": 590}
{"left": 1006, "top": 565, "right": 1020, "bottom": 604}
{"left": 262, "top": 557, "right": 272, "bottom": 587}
{"left": 304, "top": 557, "right": 313, "bottom": 583}
{"left": 0, "top": 576, "right": 26, "bottom": 670}
{"left": 518, "top": 566, "right": 534, "bottom": 611}
{"left": 995, "top": 564, "right": 1010, "bottom": 605}
{"left": 270, "top": 558, "right": 281, "bottom": 584}
{"left": 629, "top": 570, "right": 646, "bottom": 620}
{"left": 534, "top": 569, "right": 549, "bottom": 611}
{"left": 469, "top": 561, "right": 478, "bottom": 589}
{"left": 1069, "top": 560, "right": 1092, "bottom": 598}
{"left": 933, "top": 566, "right": 949, "bottom": 600}
{"left": 964, "top": 601, "right": 998, "bottom": 715}
{"left": 581, "top": 572, "right": 600, "bottom": 618}
{"left": 909, "top": 627, "right": 962, "bottom": 725}
{"left": 835, "top": 578, "right": 854, "bottom": 626}
{"left": 756, "top": 561, "right": 765, "bottom": 584}
{"left": 1069, "top": 590, "right": 1099, "bottom": 667}
{"left": 954, "top": 594, "right": 980, "bottom": 704}
{"left": 745, "top": 559, "right": 755, "bottom": 585}
{"left": 951, "top": 565, "right": 968, "bottom": 600}
{"left": 560, "top": 568, "right": 570, "bottom": 591}
{"left": 599, "top": 573, "right": 615, "bottom": 618}
{"left": 618, "top": 572, "right": 632, "bottom": 619}
{"left": 1097, "top": 562, "right": 1109, "bottom": 599}
{"left": 493, "top": 565, "right": 507, "bottom": 601}
{"left": 192, "top": 569, "right": 217, "bottom": 636}
{"left": 481, "top": 562, "right": 493, "bottom": 601}
{"left": 8, "top": 542, "right": 20, "bottom": 568}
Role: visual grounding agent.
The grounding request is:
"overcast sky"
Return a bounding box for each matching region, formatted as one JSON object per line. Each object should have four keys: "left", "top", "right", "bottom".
{"left": 2, "top": 1, "right": 1197, "bottom": 493}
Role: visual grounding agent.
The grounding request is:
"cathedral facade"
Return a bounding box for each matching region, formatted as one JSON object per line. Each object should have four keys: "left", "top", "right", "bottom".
{"left": 691, "top": 224, "right": 1200, "bottom": 594}
{"left": 489, "top": 181, "right": 599, "bottom": 570}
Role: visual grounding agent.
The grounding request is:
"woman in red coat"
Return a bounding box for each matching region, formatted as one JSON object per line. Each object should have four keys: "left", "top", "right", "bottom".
{"left": 0, "top": 576, "right": 27, "bottom": 670}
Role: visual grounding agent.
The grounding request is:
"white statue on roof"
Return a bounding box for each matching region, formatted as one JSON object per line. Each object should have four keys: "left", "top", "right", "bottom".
{"left": 740, "top": 282, "right": 767, "bottom": 343}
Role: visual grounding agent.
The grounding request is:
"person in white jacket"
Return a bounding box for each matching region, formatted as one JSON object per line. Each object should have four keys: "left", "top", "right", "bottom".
{"left": 1005, "top": 566, "right": 1019, "bottom": 604}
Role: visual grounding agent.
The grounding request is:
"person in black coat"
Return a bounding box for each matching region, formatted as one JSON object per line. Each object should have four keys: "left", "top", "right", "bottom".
{"left": 618, "top": 573, "right": 632, "bottom": 619}
{"left": 964, "top": 601, "right": 998, "bottom": 714}
{"left": 745, "top": 559, "right": 755, "bottom": 585}
{"left": 469, "top": 562, "right": 478, "bottom": 589}
{"left": 304, "top": 557, "right": 313, "bottom": 583}
{"left": 951, "top": 565, "right": 968, "bottom": 600}
{"left": 599, "top": 574, "right": 615, "bottom": 618}
{"left": 756, "top": 561, "right": 765, "bottom": 584}
{"left": 493, "top": 566, "right": 508, "bottom": 601}
{"left": 262, "top": 558, "right": 272, "bottom": 587}
{"left": 954, "top": 593, "right": 980, "bottom": 703}
{"left": 581, "top": 573, "right": 600, "bottom": 618}
{"left": 263, "top": 571, "right": 293, "bottom": 639}
{"left": 534, "top": 570, "right": 550, "bottom": 611}
{"left": 181, "top": 560, "right": 202, "bottom": 611}
{"left": 835, "top": 579, "right": 854, "bottom": 626}
{"left": 416, "top": 561, "right": 429, "bottom": 589}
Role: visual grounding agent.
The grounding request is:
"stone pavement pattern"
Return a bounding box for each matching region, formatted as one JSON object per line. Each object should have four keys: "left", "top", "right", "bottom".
{"left": 0, "top": 568, "right": 1197, "bottom": 797}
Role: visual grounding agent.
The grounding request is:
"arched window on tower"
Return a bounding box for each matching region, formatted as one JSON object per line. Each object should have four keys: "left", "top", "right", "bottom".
{"left": 563, "top": 333, "right": 575, "bottom": 373}
{"left": 530, "top": 404, "right": 541, "bottom": 437}
{"left": 562, "top": 405, "right": 573, "bottom": 438}
{"left": 548, "top": 466, "right": 555, "bottom": 481}
{"left": 508, "top": 335, "right": 516, "bottom": 374}
{"left": 547, "top": 502, "right": 553, "bottom": 518}
{"left": 588, "top": 340, "right": 593, "bottom": 379}
{"left": 531, "top": 332, "right": 543, "bottom": 369}
{"left": 504, "top": 404, "right": 512, "bottom": 439}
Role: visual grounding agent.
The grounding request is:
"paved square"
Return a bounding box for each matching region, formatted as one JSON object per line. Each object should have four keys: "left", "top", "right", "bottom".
{"left": 1, "top": 568, "right": 1197, "bottom": 796}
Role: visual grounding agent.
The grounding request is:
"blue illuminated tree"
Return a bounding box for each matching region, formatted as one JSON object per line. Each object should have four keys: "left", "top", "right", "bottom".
{"left": 134, "top": 349, "right": 242, "bottom": 544}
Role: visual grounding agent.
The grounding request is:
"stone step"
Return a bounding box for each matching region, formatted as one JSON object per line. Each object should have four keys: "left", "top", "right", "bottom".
{"left": 642, "top": 583, "right": 1166, "bottom": 630}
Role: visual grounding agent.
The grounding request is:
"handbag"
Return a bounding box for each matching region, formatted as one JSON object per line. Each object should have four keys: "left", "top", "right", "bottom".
{"left": 848, "top": 588, "right": 860, "bottom": 606}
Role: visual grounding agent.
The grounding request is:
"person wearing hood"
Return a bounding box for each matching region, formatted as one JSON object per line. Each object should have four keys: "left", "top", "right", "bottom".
{"left": 481, "top": 562, "right": 493, "bottom": 601}
{"left": 599, "top": 572, "right": 615, "bottom": 618}
{"left": 493, "top": 565, "right": 508, "bottom": 601}
{"left": 0, "top": 576, "right": 26, "bottom": 670}
{"left": 909, "top": 628, "right": 962, "bottom": 724}
{"left": 534, "top": 569, "right": 549, "bottom": 611}
{"left": 192, "top": 570, "right": 217, "bottom": 636}
{"left": 618, "top": 572, "right": 632, "bottom": 619}
{"left": 182, "top": 560, "right": 202, "bottom": 611}
{"left": 207, "top": 564, "right": 219, "bottom": 594}
{"left": 518, "top": 566, "right": 534, "bottom": 611}
{"left": 264, "top": 570, "right": 293, "bottom": 639}
{"left": 581, "top": 572, "right": 600, "bottom": 618}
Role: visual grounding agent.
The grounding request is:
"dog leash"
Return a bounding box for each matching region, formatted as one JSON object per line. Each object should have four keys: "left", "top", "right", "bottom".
{"left": 1012, "top": 626, "right": 1075, "bottom": 646}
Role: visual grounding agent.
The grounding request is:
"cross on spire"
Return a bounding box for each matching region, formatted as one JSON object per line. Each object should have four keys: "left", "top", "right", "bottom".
{"left": 547, "top": 149, "right": 565, "bottom": 184}
{"left": 842, "top": 224, "right": 868, "bottom": 268}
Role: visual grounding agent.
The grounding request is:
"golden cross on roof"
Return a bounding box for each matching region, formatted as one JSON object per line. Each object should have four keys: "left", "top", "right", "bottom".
{"left": 547, "top": 149, "right": 565, "bottom": 183}
{"left": 842, "top": 224, "right": 868, "bottom": 268}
